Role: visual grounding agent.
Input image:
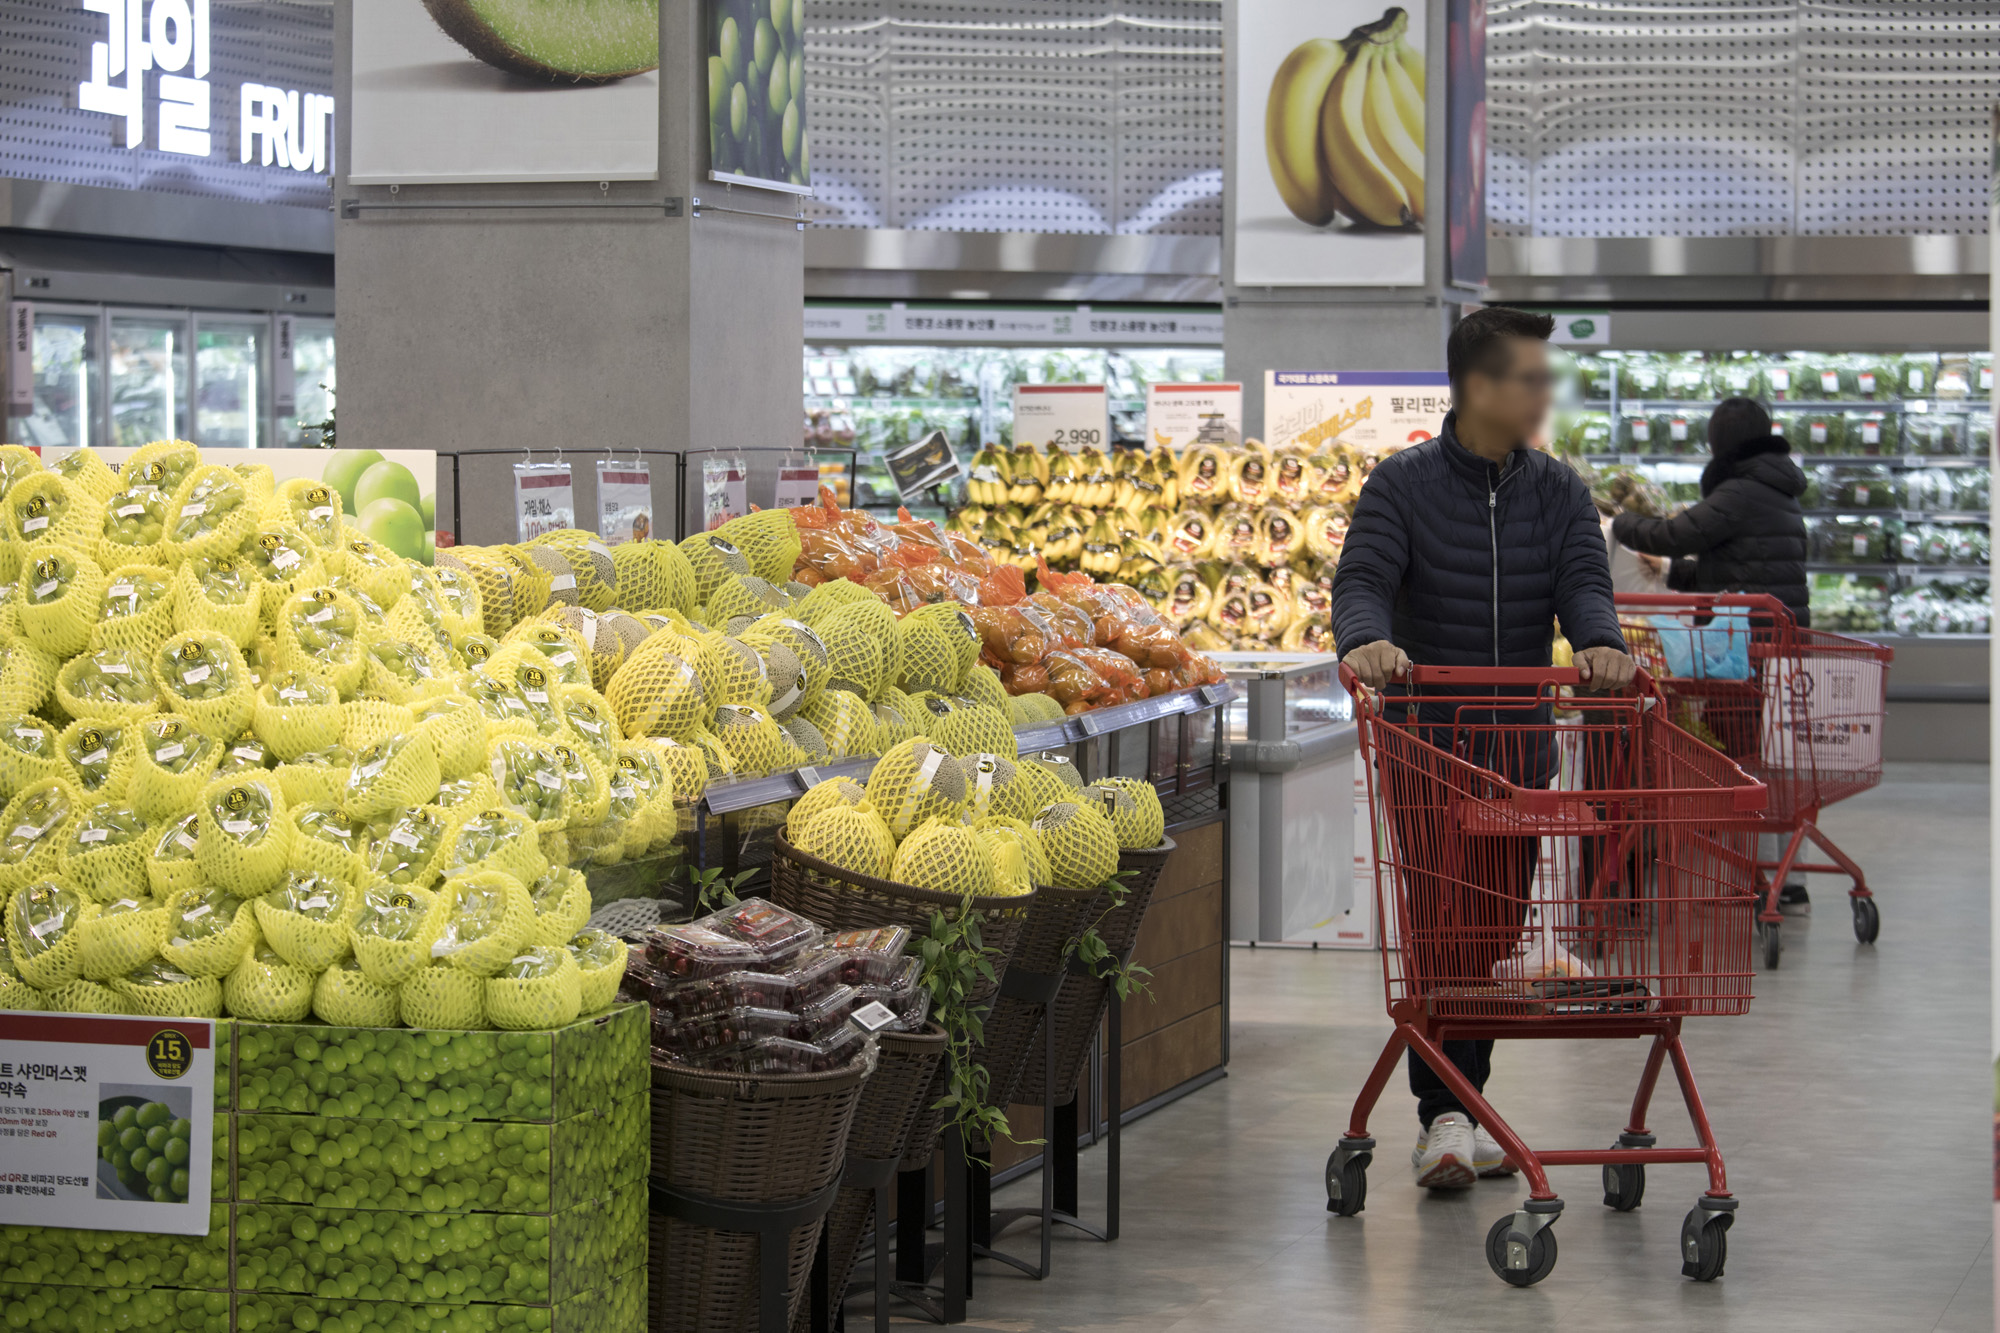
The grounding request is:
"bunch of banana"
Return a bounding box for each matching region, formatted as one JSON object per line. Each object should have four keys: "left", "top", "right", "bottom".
{"left": 1073, "top": 448, "right": 1116, "bottom": 507}
{"left": 975, "top": 514, "right": 1018, "bottom": 565}
{"left": 965, "top": 445, "right": 1011, "bottom": 507}
{"left": 1079, "top": 516, "right": 1123, "bottom": 577}
{"left": 1008, "top": 441, "right": 1048, "bottom": 488}
{"left": 1044, "top": 452, "right": 1079, "bottom": 505}
{"left": 947, "top": 505, "right": 985, "bottom": 537}
{"left": 1139, "top": 451, "right": 1180, "bottom": 512}
{"left": 1264, "top": 6, "right": 1425, "bottom": 229}
{"left": 1110, "top": 451, "right": 1142, "bottom": 511}
{"left": 1042, "top": 506, "right": 1086, "bottom": 566}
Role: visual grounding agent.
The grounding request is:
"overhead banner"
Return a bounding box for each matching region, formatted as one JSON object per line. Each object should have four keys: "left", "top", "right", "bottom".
{"left": 1234, "top": 0, "right": 1426, "bottom": 286}
{"left": 1263, "top": 371, "right": 1448, "bottom": 456}
{"left": 349, "top": 0, "right": 660, "bottom": 184}
{"left": 803, "top": 305, "right": 1225, "bottom": 346}
{"left": 1146, "top": 383, "right": 1243, "bottom": 452}
{"left": 705, "top": 0, "right": 810, "bottom": 192}
{"left": 1013, "top": 384, "right": 1108, "bottom": 453}
{"left": 1445, "top": 0, "right": 1487, "bottom": 288}
{"left": 0, "top": 1012, "right": 215, "bottom": 1234}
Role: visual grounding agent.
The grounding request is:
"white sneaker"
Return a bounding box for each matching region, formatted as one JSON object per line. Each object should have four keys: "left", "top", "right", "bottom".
{"left": 1472, "top": 1123, "right": 1517, "bottom": 1178}
{"left": 1410, "top": 1113, "right": 1477, "bottom": 1189}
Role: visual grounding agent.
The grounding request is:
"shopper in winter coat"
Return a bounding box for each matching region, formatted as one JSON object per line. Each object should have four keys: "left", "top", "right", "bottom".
{"left": 1610, "top": 396, "right": 1814, "bottom": 913}
{"left": 1332, "top": 307, "right": 1634, "bottom": 1191}
{"left": 1609, "top": 396, "right": 1810, "bottom": 622}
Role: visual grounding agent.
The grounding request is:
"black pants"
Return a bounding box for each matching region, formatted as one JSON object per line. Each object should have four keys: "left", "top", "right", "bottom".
{"left": 1410, "top": 1040, "right": 1492, "bottom": 1129}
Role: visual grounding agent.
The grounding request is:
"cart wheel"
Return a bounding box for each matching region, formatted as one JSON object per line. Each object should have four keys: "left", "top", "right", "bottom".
{"left": 1758, "top": 919, "right": 1781, "bottom": 970}
{"left": 1324, "top": 1147, "right": 1370, "bottom": 1217}
{"left": 1680, "top": 1205, "right": 1732, "bottom": 1282}
{"left": 1602, "top": 1161, "right": 1645, "bottom": 1212}
{"left": 1852, "top": 896, "right": 1880, "bottom": 945}
{"left": 1485, "top": 1214, "right": 1558, "bottom": 1287}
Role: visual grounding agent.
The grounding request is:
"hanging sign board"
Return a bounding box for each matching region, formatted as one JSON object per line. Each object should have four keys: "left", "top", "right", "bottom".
{"left": 773, "top": 460, "right": 823, "bottom": 510}
{"left": 0, "top": 1012, "right": 215, "bottom": 1234}
{"left": 883, "top": 430, "right": 964, "bottom": 501}
{"left": 1263, "top": 371, "right": 1450, "bottom": 457}
{"left": 1145, "top": 382, "right": 1242, "bottom": 452}
{"left": 1013, "top": 384, "right": 1107, "bottom": 453}
{"left": 701, "top": 456, "right": 748, "bottom": 530}
{"left": 594, "top": 459, "right": 653, "bottom": 546}
{"left": 513, "top": 461, "right": 575, "bottom": 541}
{"left": 7, "top": 304, "right": 32, "bottom": 417}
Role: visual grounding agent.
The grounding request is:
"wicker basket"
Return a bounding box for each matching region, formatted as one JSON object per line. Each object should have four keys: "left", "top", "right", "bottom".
{"left": 650, "top": 1052, "right": 871, "bottom": 1333}
{"left": 1015, "top": 837, "right": 1175, "bottom": 1106}
{"left": 790, "top": 1023, "right": 946, "bottom": 1333}
{"left": 972, "top": 882, "right": 1100, "bottom": 1113}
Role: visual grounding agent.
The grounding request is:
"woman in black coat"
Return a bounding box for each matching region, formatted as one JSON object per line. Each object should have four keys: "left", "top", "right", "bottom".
{"left": 1610, "top": 396, "right": 1810, "bottom": 624}
{"left": 1610, "top": 395, "right": 1813, "bottom": 912}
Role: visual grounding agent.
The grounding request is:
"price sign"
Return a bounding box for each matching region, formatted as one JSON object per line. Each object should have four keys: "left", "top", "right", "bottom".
{"left": 594, "top": 459, "right": 653, "bottom": 546}
{"left": 1013, "top": 384, "right": 1108, "bottom": 453}
{"left": 513, "top": 462, "right": 575, "bottom": 541}
{"left": 1145, "top": 382, "right": 1242, "bottom": 452}
{"left": 701, "top": 456, "right": 748, "bottom": 531}
{"left": 773, "top": 461, "right": 823, "bottom": 510}
{"left": 0, "top": 1013, "right": 215, "bottom": 1234}
{"left": 884, "top": 430, "right": 964, "bottom": 502}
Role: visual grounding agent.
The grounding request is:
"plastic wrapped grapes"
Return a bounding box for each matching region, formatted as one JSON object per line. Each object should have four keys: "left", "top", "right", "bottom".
{"left": 6, "top": 472, "right": 83, "bottom": 549}
{"left": 114, "top": 957, "right": 222, "bottom": 1019}
{"left": 251, "top": 671, "right": 342, "bottom": 760}
{"left": 223, "top": 941, "right": 315, "bottom": 1022}
{"left": 195, "top": 774, "right": 292, "bottom": 896}
{"left": 349, "top": 882, "right": 442, "bottom": 987}
{"left": 145, "top": 811, "right": 205, "bottom": 901}
{"left": 0, "top": 713, "right": 67, "bottom": 796}
{"left": 167, "top": 464, "right": 255, "bottom": 560}
{"left": 363, "top": 804, "right": 450, "bottom": 887}
{"left": 344, "top": 730, "right": 441, "bottom": 821}
{"left": 0, "top": 776, "right": 80, "bottom": 890}
{"left": 9, "top": 878, "right": 97, "bottom": 989}
{"left": 488, "top": 736, "right": 569, "bottom": 830}
{"left": 291, "top": 802, "right": 368, "bottom": 883}
{"left": 98, "top": 484, "right": 170, "bottom": 566}
{"left": 76, "top": 896, "right": 165, "bottom": 981}
{"left": 172, "top": 554, "right": 260, "bottom": 648}
{"left": 486, "top": 944, "right": 582, "bottom": 1030}
{"left": 440, "top": 807, "right": 545, "bottom": 886}
{"left": 155, "top": 631, "right": 253, "bottom": 739}
{"left": 268, "top": 476, "right": 345, "bottom": 555}
{"left": 464, "top": 667, "right": 540, "bottom": 739}
{"left": 253, "top": 871, "right": 355, "bottom": 971}
{"left": 313, "top": 955, "right": 401, "bottom": 1027}
{"left": 410, "top": 694, "right": 485, "bottom": 780}
{"left": 276, "top": 586, "right": 367, "bottom": 695}
{"left": 434, "top": 771, "right": 498, "bottom": 810}
{"left": 216, "top": 733, "right": 270, "bottom": 778}
{"left": 236, "top": 521, "right": 322, "bottom": 598}
{"left": 122, "top": 438, "right": 200, "bottom": 497}
{"left": 339, "top": 698, "right": 416, "bottom": 755}
{"left": 550, "top": 741, "right": 609, "bottom": 827}
{"left": 431, "top": 871, "right": 534, "bottom": 978}
{"left": 90, "top": 566, "right": 174, "bottom": 657}
{"left": 526, "top": 866, "right": 592, "bottom": 946}
{"left": 59, "top": 718, "right": 134, "bottom": 800}
{"left": 51, "top": 444, "right": 119, "bottom": 500}
{"left": 271, "top": 742, "right": 352, "bottom": 810}
{"left": 559, "top": 685, "right": 621, "bottom": 764}
{"left": 398, "top": 957, "right": 487, "bottom": 1030}
{"left": 128, "top": 714, "right": 221, "bottom": 822}
{"left": 55, "top": 647, "right": 160, "bottom": 725}
{"left": 160, "top": 884, "right": 257, "bottom": 978}
{"left": 19, "top": 547, "right": 107, "bottom": 659}
{"left": 570, "top": 928, "right": 628, "bottom": 1012}
{"left": 64, "top": 801, "right": 149, "bottom": 901}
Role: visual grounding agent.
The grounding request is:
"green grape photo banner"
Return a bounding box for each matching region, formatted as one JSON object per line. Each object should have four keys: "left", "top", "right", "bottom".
{"left": 706, "top": 0, "right": 811, "bottom": 193}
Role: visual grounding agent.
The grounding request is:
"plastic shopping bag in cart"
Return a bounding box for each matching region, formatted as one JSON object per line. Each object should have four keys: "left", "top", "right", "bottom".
{"left": 1647, "top": 611, "right": 1751, "bottom": 680}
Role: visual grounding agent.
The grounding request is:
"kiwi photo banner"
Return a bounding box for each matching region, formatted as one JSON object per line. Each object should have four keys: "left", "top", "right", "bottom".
{"left": 1231, "top": 0, "right": 1428, "bottom": 286}
{"left": 348, "top": 0, "right": 660, "bottom": 184}
{"left": 44, "top": 448, "right": 440, "bottom": 566}
{"left": 1263, "top": 371, "right": 1450, "bottom": 457}
{"left": 0, "top": 1013, "right": 216, "bottom": 1233}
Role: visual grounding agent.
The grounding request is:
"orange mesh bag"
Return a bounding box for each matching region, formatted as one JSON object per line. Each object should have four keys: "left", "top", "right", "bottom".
{"left": 89, "top": 565, "right": 176, "bottom": 660}
{"left": 59, "top": 718, "right": 137, "bottom": 802}
{"left": 54, "top": 647, "right": 161, "bottom": 728}
{"left": 154, "top": 631, "right": 255, "bottom": 739}
{"left": 166, "top": 464, "right": 257, "bottom": 562}
{"left": 19, "top": 547, "right": 108, "bottom": 659}
{"left": 171, "top": 555, "right": 261, "bottom": 649}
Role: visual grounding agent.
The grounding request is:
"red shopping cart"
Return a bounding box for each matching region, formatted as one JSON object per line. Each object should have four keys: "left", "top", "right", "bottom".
{"left": 1615, "top": 592, "right": 1893, "bottom": 967}
{"left": 1324, "top": 664, "right": 1766, "bottom": 1287}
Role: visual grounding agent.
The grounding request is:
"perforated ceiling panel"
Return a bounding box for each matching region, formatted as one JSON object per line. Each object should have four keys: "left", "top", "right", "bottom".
{"left": 803, "top": 0, "right": 1223, "bottom": 234}
{"left": 1488, "top": 0, "right": 1999, "bottom": 238}
{"left": 0, "top": 0, "right": 333, "bottom": 210}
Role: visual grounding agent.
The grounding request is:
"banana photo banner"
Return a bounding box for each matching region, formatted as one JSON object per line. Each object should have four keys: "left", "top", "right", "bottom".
{"left": 1145, "top": 383, "right": 1243, "bottom": 453}
{"left": 1234, "top": 1, "right": 1428, "bottom": 286}
{"left": 1263, "top": 371, "right": 1449, "bottom": 458}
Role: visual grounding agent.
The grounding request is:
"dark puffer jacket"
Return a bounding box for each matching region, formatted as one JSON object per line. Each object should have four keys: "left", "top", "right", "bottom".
{"left": 1610, "top": 438, "right": 1810, "bottom": 623}
{"left": 1331, "top": 412, "right": 1627, "bottom": 667}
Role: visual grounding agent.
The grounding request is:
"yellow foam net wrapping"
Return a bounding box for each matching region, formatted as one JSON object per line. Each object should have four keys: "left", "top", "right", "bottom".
{"left": 338, "top": 535, "right": 408, "bottom": 611}
{"left": 410, "top": 694, "right": 486, "bottom": 780}
{"left": 119, "top": 440, "right": 199, "bottom": 496}
{"left": 649, "top": 736, "right": 711, "bottom": 807}
{"left": 864, "top": 738, "right": 968, "bottom": 841}
{"left": 252, "top": 671, "right": 343, "bottom": 759}
{"left": 705, "top": 575, "right": 788, "bottom": 631}
{"left": 233, "top": 462, "right": 276, "bottom": 507}
{"left": 154, "top": 630, "right": 254, "bottom": 739}
{"left": 557, "top": 685, "right": 620, "bottom": 763}
{"left": 973, "top": 815, "right": 1052, "bottom": 886}
{"left": 1016, "top": 754, "right": 1084, "bottom": 813}
{"left": 793, "top": 798, "right": 897, "bottom": 880}
{"left": 349, "top": 882, "right": 443, "bottom": 988}
{"left": 237, "top": 521, "right": 327, "bottom": 615}
{"left": 1031, "top": 799, "right": 1121, "bottom": 890}
{"left": 91, "top": 565, "right": 177, "bottom": 660}
{"left": 533, "top": 530, "right": 618, "bottom": 612}
{"left": 341, "top": 699, "right": 417, "bottom": 754}
{"left": 484, "top": 944, "right": 582, "bottom": 1030}
{"left": 897, "top": 604, "right": 981, "bottom": 695}
{"left": 930, "top": 702, "right": 1018, "bottom": 761}
{"left": 344, "top": 731, "right": 442, "bottom": 822}
{"left": 312, "top": 956, "right": 400, "bottom": 1027}
{"left": 76, "top": 898, "right": 166, "bottom": 981}
{"left": 978, "top": 833, "right": 1036, "bottom": 897}
{"left": 778, "top": 716, "right": 827, "bottom": 767}
{"left": 437, "top": 549, "right": 518, "bottom": 638}
{"left": 715, "top": 509, "right": 802, "bottom": 584}
{"left": 816, "top": 601, "right": 892, "bottom": 699}
{"left": 47, "top": 978, "right": 131, "bottom": 1014}
{"left": 609, "top": 742, "right": 675, "bottom": 860}
{"left": 144, "top": 814, "right": 204, "bottom": 902}
{"left": 440, "top": 806, "right": 545, "bottom": 889}
{"left": 871, "top": 687, "right": 918, "bottom": 749}
{"left": 112, "top": 960, "right": 223, "bottom": 1018}
{"left": 266, "top": 477, "right": 347, "bottom": 567}
{"left": 361, "top": 804, "right": 454, "bottom": 889}
{"left": 488, "top": 737, "right": 570, "bottom": 831}
{"left": 748, "top": 616, "right": 829, "bottom": 705}
{"left": 522, "top": 546, "right": 579, "bottom": 610}
{"left": 525, "top": 867, "right": 591, "bottom": 945}
{"left": 64, "top": 801, "right": 150, "bottom": 901}
{"left": 1006, "top": 692, "right": 1067, "bottom": 727}
{"left": 292, "top": 803, "right": 369, "bottom": 884}
{"left": 398, "top": 959, "right": 487, "bottom": 1029}
{"left": 273, "top": 586, "right": 368, "bottom": 696}
{"left": 711, "top": 704, "right": 790, "bottom": 777}
{"left": 194, "top": 774, "right": 293, "bottom": 897}
{"left": 958, "top": 753, "right": 1033, "bottom": 823}
{"left": 9, "top": 879, "right": 98, "bottom": 989}
{"left": 6, "top": 471, "right": 95, "bottom": 552}
{"left": 432, "top": 870, "right": 535, "bottom": 977}
{"left": 604, "top": 636, "right": 705, "bottom": 741}
{"left": 253, "top": 871, "right": 355, "bottom": 971}
{"left": 890, "top": 818, "right": 995, "bottom": 897}
{"left": 960, "top": 663, "right": 1010, "bottom": 712}
{"left": 167, "top": 464, "right": 258, "bottom": 562}
{"left": 797, "top": 689, "right": 877, "bottom": 759}
{"left": 428, "top": 563, "right": 484, "bottom": 641}
{"left": 550, "top": 741, "right": 610, "bottom": 827}
{"left": 740, "top": 631, "right": 807, "bottom": 720}
{"left": 678, "top": 532, "right": 753, "bottom": 607}
{"left": 1088, "top": 777, "right": 1167, "bottom": 849}
{"left": 170, "top": 556, "right": 261, "bottom": 649}
{"left": 0, "top": 777, "right": 82, "bottom": 891}
{"left": 786, "top": 775, "right": 867, "bottom": 835}
{"left": 360, "top": 640, "right": 448, "bottom": 707}
{"left": 20, "top": 547, "right": 108, "bottom": 659}
{"left": 51, "top": 446, "right": 120, "bottom": 502}
{"left": 272, "top": 747, "right": 352, "bottom": 811}
{"left": 569, "top": 927, "right": 627, "bottom": 1012}
{"left": 0, "top": 715, "right": 70, "bottom": 798}
{"left": 223, "top": 942, "right": 316, "bottom": 1022}
{"left": 60, "top": 718, "right": 136, "bottom": 802}
{"left": 607, "top": 542, "right": 664, "bottom": 613}
{"left": 697, "top": 634, "right": 771, "bottom": 709}
{"left": 0, "top": 640, "right": 57, "bottom": 716}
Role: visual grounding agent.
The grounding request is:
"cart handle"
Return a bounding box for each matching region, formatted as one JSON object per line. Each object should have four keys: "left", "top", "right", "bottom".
{"left": 1612, "top": 591, "right": 1796, "bottom": 624}
{"left": 1337, "top": 662, "right": 1656, "bottom": 695}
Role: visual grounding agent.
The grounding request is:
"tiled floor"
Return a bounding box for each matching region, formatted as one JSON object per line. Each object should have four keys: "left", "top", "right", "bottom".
{"left": 871, "top": 762, "right": 1992, "bottom": 1331}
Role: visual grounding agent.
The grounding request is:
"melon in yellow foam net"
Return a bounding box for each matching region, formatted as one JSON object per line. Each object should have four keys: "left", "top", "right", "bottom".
{"left": 349, "top": 881, "right": 443, "bottom": 988}
{"left": 1016, "top": 754, "right": 1084, "bottom": 813}
{"left": 961, "top": 663, "right": 1010, "bottom": 712}
{"left": 817, "top": 601, "right": 893, "bottom": 699}
{"left": 890, "top": 818, "right": 995, "bottom": 898}
{"left": 697, "top": 634, "right": 771, "bottom": 709}
{"left": 605, "top": 636, "right": 705, "bottom": 740}
{"left": 799, "top": 688, "right": 876, "bottom": 759}
{"left": 431, "top": 871, "right": 535, "bottom": 978}
{"left": 1087, "top": 777, "right": 1166, "bottom": 850}
{"left": 793, "top": 797, "right": 897, "bottom": 880}
{"left": 1032, "top": 798, "right": 1120, "bottom": 891}
{"left": 786, "top": 775, "right": 867, "bottom": 837}
{"left": 678, "top": 532, "right": 752, "bottom": 607}
{"left": 486, "top": 943, "right": 583, "bottom": 1030}
{"left": 1006, "top": 692, "right": 1066, "bottom": 727}
{"left": 974, "top": 815, "right": 1051, "bottom": 886}
{"left": 224, "top": 941, "right": 315, "bottom": 1022}
{"left": 864, "top": 737, "right": 969, "bottom": 841}
{"left": 897, "top": 603, "right": 980, "bottom": 695}
{"left": 929, "top": 701, "right": 1018, "bottom": 761}
{"left": 871, "top": 687, "right": 918, "bottom": 748}
{"left": 711, "top": 703, "right": 791, "bottom": 777}
{"left": 960, "top": 753, "right": 1036, "bottom": 823}
{"left": 253, "top": 871, "right": 355, "bottom": 972}
{"left": 715, "top": 508, "right": 802, "bottom": 584}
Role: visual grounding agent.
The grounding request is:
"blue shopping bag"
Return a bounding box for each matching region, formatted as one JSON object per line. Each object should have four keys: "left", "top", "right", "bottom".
{"left": 1647, "top": 611, "right": 1752, "bottom": 681}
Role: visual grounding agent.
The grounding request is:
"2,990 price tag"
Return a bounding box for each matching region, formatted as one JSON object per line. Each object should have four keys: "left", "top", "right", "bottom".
{"left": 1013, "top": 384, "right": 1108, "bottom": 454}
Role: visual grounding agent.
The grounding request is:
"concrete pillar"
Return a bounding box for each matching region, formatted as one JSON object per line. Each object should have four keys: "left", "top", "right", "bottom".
{"left": 330, "top": 0, "right": 803, "bottom": 543}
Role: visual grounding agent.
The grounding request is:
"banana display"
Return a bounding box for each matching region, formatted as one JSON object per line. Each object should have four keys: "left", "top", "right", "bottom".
{"left": 949, "top": 437, "right": 1382, "bottom": 654}
{"left": 1265, "top": 6, "right": 1425, "bottom": 229}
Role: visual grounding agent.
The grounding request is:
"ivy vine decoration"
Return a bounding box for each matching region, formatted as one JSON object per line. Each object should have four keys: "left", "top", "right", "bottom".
{"left": 916, "top": 894, "right": 1033, "bottom": 1149}
{"left": 1071, "top": 870, "right": 1154, "bottom": 1003}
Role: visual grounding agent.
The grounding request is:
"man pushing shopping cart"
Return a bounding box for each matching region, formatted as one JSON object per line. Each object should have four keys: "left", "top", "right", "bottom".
{"left": 1327, "top": 308, "right": 1765, "bottom": 1286}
